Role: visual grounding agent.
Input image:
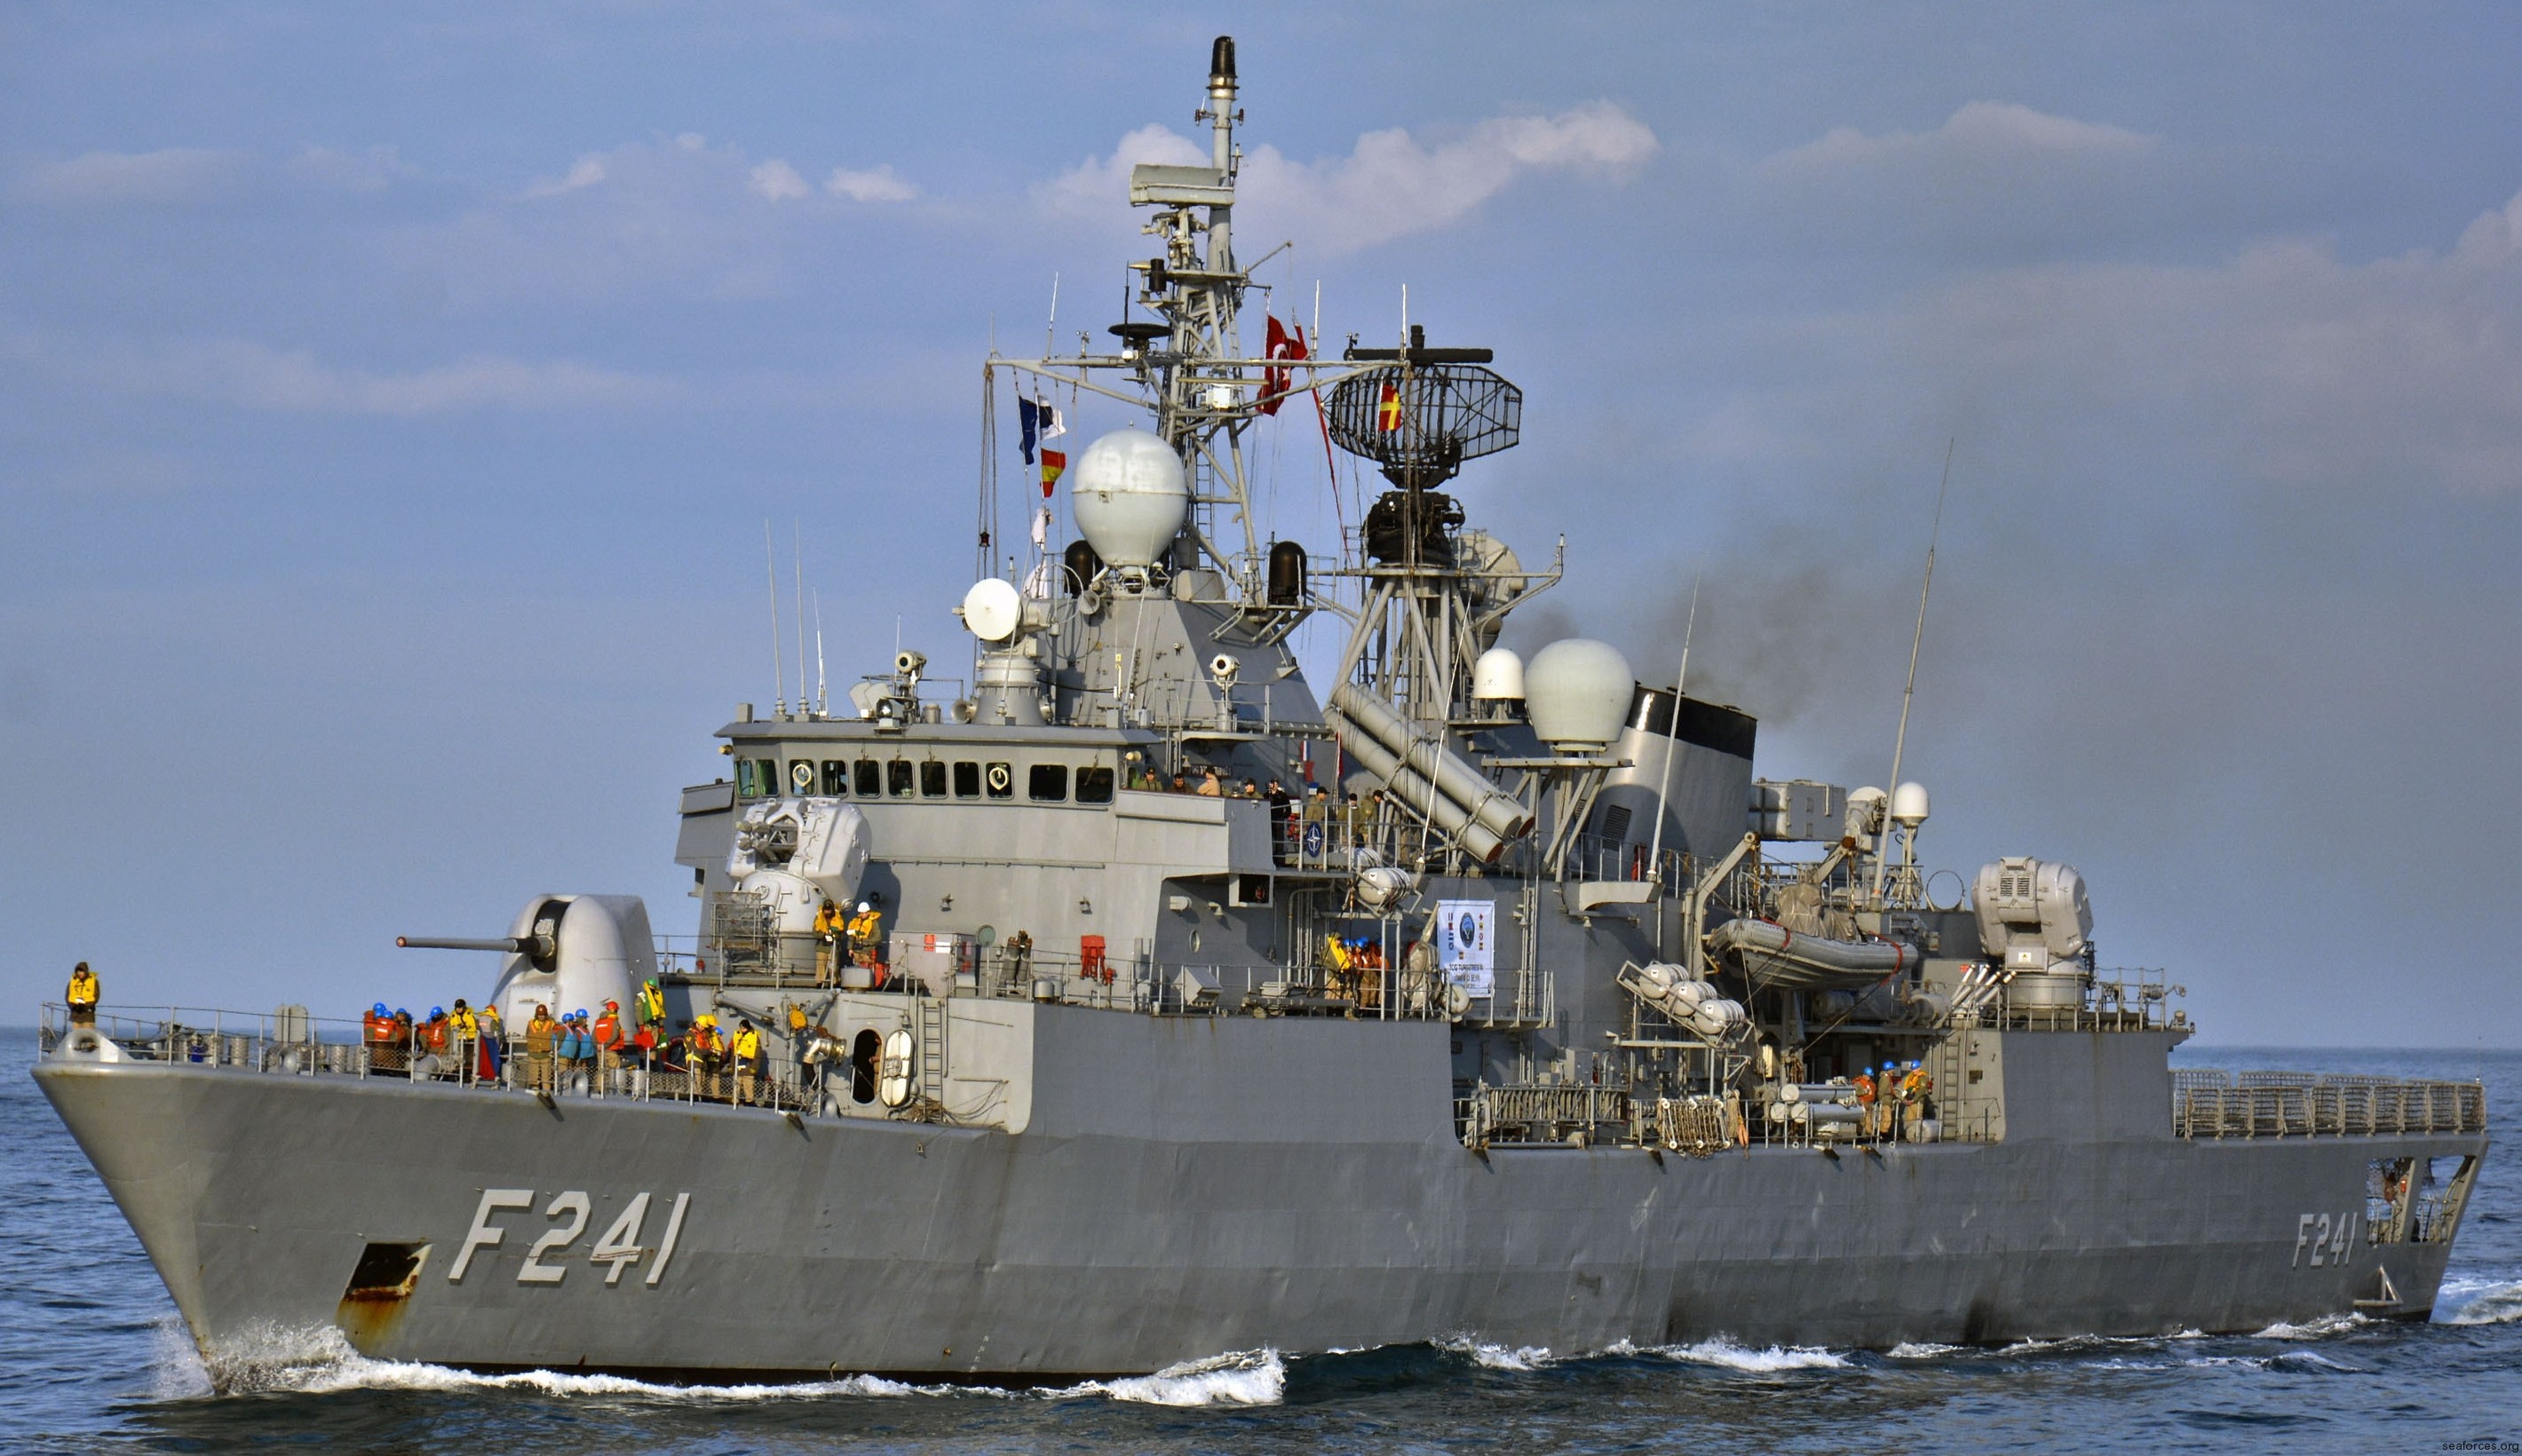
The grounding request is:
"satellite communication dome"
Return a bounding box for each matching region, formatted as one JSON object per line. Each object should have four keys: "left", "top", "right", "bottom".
{"left": 1890, "top": 781, "right": 1931, "bottom": 827}
{"left": 1072, "top": 428, "right": 1188, "bottom": 569}
{"left": 1523, "top": 638, "right": 1632, "bottom": 753}
{"left": 961, "top": 577, "right": 1023, "bottom": 643}
{"left": 1471, "top": 646, "right": 1525, "bottom": 700}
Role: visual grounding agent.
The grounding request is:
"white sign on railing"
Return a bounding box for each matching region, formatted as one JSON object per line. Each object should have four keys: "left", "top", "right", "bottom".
{"left": 1438, "top": 898, "right": 1495, "bottom": 998}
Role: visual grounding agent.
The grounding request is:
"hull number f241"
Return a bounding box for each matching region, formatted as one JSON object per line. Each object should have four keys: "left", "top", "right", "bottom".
{"left": 448, "top": 1189, "right": 691, "bottom": 1286}
{"left": 2292, "top": 1210, "right": 2358, "bottom": 1268}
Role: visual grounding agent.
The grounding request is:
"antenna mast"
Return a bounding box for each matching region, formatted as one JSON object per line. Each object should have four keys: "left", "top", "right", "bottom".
{"left": 765, "top": 520, "right": 786, "bottom": 716}
{"left": 1646, "top": 574, "right": 1700, "bottom": 885}
{"left": 1873, "top": 439, "right": 1955, "bottom": 905}
{"left": 793, "top": 520, "right": 807, "bottom": 719}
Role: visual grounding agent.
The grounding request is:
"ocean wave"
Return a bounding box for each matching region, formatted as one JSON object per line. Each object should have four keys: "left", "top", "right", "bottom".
{"left": 2254, "top": 1313, "right": 2369, "bottom": 1341}
{"left": 1886, "top": 1341, "right": 1964, "bottom": 1359}
{"left": 2434, "top": 1277, "right": 2522, "bottom": 1325}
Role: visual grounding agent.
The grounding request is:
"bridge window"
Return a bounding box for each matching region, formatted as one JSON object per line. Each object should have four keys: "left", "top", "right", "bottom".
{"left": 1028, "top": 764, "right": 1068, "bottom": 802}
{"left": 985, "top": 762, "right": 1014, "bottom": 799}
{"left": 1076, "top": 764, "right": 1114, "bottom": 803}
{"left": 821, "top": 760, "right": 849, "bottom": 795}
{"left": 953, "top": 761, "right": 980, "bottom": 798}
{"left": 854, "top": 758, "right": 880, "bottom": 797}
{"left": 920, "top": 761, "right": 948, "bottom": 797}
{"left": 787, "top": 760, "right": 816, "bottom": 796}
{"left": 735, "top": 760, "right": 759, "bottom": 796}
{"left": 889, "top": 760, "right": 915, "bottom": 797}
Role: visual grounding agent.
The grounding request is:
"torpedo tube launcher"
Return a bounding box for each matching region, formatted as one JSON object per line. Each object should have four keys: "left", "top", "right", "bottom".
{"left": 35, "top": 34, "right": 2486, "bottom": 1386}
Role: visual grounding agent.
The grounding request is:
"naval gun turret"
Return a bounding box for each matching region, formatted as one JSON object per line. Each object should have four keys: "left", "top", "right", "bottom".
{"left": 399, "top": 893, "right": 655, "bottom": 1026}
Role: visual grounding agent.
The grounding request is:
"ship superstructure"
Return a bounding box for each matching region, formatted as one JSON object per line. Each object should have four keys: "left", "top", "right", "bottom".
{"left": 34, "top": 38, "right": 2486, "bottom": 1388}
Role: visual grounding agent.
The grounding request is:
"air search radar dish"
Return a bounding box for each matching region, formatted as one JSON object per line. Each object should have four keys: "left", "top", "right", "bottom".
{"left": 960, "top": 577, "right": 1024, "bottom": 643}
{"left": 1072, "top": 427, "right": 1188, "bottom": 569}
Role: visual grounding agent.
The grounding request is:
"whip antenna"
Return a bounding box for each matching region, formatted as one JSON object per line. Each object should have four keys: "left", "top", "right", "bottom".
{"left": 1873, "top": 438, "right": 1955, "bottom": 905}
{"left": 1646, "top": 572, "right": 1701, "bottom": 887}
{"left": 765, "top": 519, "right": 786, "bottom": 716}
{"left": 794, "top": 518, "right": 807, "bottom": 717}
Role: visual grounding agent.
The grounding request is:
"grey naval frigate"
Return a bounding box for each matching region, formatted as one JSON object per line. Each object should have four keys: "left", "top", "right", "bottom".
{"left": 36, "top": 37, "right": 2487, "bottom": 1388}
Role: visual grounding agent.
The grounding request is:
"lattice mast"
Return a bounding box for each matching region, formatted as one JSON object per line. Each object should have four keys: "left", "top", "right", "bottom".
{"left": 1320, "top": 333, "right": 1538, "bottom": 732}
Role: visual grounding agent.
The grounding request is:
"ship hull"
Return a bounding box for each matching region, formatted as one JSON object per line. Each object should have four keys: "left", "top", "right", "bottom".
{"left": 34, "top": 1016, "right": 2482, "bottom": 1384}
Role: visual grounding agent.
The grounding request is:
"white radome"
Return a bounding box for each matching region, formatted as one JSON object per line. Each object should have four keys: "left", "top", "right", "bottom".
{"left": 1471, "top": 645, "right": 1526, "bottom": 701}
{"left": 1523, "top": 637, "right": 1634, "bottom": 753}
{"left": 1072, "top": 427, "right": 1189, "bottom": 569}
{"left": 961, "top": 577, "right": 1023, "bottom": 643}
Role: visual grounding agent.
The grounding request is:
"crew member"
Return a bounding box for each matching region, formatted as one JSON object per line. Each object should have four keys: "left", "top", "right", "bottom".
{"left": 362, "top": 1001, "right": 394, "bottom": 1066}
{"left": 593, "top": 1000, "right": 625, "bottom": 1091}
{"left": 733, "top": 1018, "right": 763, "bottom": 1104}
{"left": 847, "top": 902, "right": 883, "bottom": 972}
{"left": 690, "top": 1015, "right": 723, "bottom": 1099}
{"left": 636, "top": 976, "right": 666, "bottom": 1031}
{"left": 389, "top": 1009, "right": 416, "bottom": 1076}
{"left": 421, "top": 1007, "right": 452, "bottom": 1075}
{"left": 474, "top": 1001, "right": 505, "bottom": 1083}
{"left": 1853, "top": 1067, "right": 1878, "bottom": 1140}
{"left": 786, "top": 1001, "right": 812, "bottom": 1088}
{"left": 448, "top": 1000, "right": 478, "bottom": 1083}
{"left": 525, "top": 1003, "right": 559, "bottom": 1094}
{"left": 65, "top": 962, "right": 99, "bottom": 1027}
{"left": 1266, "top": 778, "right": 1292, "bottom": 863}
{"left": 1195, "top": 766, "right": 1223, "bottom": 797}
{"left": 813, "top": 898, "right": 844, "bottom": 986}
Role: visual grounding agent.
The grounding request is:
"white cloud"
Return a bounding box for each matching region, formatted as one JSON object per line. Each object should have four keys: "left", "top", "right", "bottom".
{"left": 1765, "top": 101, "right": 2156, "bottom": 174}
{"left": 524, "top": 154, "right": 609, "bottom": 198}
{"left": 20, "top": 147, "right": 250, "bottom": 205}
{"left": 1700, "top": 186, "right": 2522, "bottom": 497}
{"left": 22, "top": 335, "right": 675, "bottom": 415}
{"left": 749, "top": 158, "right": 811, "bottom": 202}
{"left": 1041, "top": 103, "right": 1658, "bottom": 252}
{"left": 825, "top": 164, "right": 915, "bottom": 203}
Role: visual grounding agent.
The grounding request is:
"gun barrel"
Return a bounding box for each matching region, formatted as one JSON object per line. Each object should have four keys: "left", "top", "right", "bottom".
{"left": 395, "top": 936, "right": 525, "bottom": 953}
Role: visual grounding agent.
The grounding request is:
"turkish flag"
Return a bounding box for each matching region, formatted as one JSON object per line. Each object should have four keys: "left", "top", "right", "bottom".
{"left": 1261, "top": 315, "right": 1307, "bottom": 416}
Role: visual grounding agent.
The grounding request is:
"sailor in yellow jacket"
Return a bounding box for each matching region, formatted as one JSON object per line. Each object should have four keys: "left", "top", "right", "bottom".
{"left": 65, "top": 962, "right": 99, "bottom": 1027}
{"left": 732, "top": 1019, "right": 763, "bottom": 1104}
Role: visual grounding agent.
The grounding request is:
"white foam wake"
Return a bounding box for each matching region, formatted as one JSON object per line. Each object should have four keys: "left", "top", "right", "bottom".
{"left": 1439, "top": 1335, "right": 1558, "bottom": 1371}
{"left": 191, "top": 1325, "right": 1281, "bottom": 1407}
{"left": 2435, "top": 1277, "right": 2522, "bottom": 1326}
{"left": 2254, "top": 1312, "right": 2369, "bottom": 1341}
{"left": 1886, "top": 1341, "right": 1964, "bottom": 1360}
{"left": 1643, "top": 1336, "right": 1848, "bottom": 1373}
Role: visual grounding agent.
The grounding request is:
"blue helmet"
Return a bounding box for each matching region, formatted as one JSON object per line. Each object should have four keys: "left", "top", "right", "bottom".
{"left": 430, "top": 1006, "right": 444, "bottom": 1018}
{"left": 572, "top": 1009, "right": 587, "bottom": 1020}
{"left": 373, "top": 1001, "right": 388, "bottom": 1016}
{"left": 395, "top": 1008, "right": 409, "bottom": 1019}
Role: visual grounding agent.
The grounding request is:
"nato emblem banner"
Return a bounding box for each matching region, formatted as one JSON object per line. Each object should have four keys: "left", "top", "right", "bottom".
{"left": 1438, "top": 898, "right": 1495, "bottom": 998}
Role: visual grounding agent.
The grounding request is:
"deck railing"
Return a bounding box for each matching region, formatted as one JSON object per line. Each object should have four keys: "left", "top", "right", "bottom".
{"left": 38, "top": 1002, "right": 831, "bottom": 1114}
{"left": 2173, "top": 1069, "right": 2486, "bottom": 1139}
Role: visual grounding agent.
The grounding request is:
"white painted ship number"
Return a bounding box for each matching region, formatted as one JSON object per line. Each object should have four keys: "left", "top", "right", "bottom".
{"left": 2291, "top": 1210, "right": 2358, "bottom": 1268}
{"left": 448, "top": 1189, "right": 691, "bottom": 1287}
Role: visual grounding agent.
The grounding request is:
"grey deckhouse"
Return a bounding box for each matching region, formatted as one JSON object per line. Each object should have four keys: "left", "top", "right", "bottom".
{"left": 35, "top": 36, "right": 2488, "bottom": 1388}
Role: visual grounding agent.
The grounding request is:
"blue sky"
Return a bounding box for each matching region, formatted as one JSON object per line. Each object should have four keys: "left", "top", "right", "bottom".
{"left": 4, "top": 4, "right": 2518, "bottom": 1045}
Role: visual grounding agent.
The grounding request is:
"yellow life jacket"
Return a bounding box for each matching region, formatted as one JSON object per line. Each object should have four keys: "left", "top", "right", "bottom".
{"left": 734, "top": 1028, "right": 761, "bottom": 1060}
{"left": 66, "top": 971, "right": 99, "bottom": 1007}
